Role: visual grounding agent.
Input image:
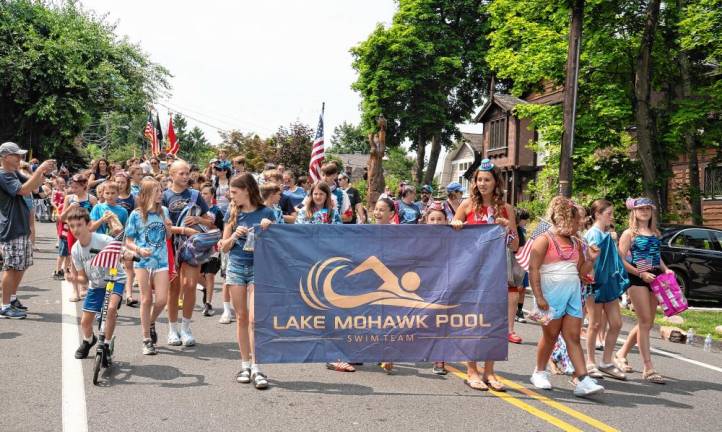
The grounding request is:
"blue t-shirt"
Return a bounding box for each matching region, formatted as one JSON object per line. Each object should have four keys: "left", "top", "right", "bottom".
{"left": 0, "top": 169, "right": 30, "bottom": 242}
{"left": 130, "top": 184, "right": 140, "bottom": 197}
{"left": 295, "top": 208, "right": 342, "bottom": 225}
{"left": 89, "top": 203, "right": 128, "bottom": 235}
{"left": 224, "top": 206, "right": 276, "bottom": 266}
{"left": 397, "top": 200, "right": 421, "bottom": 224}
{"left": 162, "top": 188, "right": 208, "bottom": 226}
{"left": 284, "top": 187, "right": 306, "bottom": 208}
{"left": 116, "top": 195, "right": 135, "bottom": 213}
{"left": 124, "top": 207, "right": 170, "bottom": 270}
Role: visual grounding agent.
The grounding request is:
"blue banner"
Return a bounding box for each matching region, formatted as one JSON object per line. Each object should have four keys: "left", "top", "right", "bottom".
{"left": 254, "top": 224, "right": 508, "bottom": 363}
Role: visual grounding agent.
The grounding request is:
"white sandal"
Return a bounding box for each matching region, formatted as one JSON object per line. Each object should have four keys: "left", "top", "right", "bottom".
{"left": 252, "top": 371, "right": 268, "bottom": 389}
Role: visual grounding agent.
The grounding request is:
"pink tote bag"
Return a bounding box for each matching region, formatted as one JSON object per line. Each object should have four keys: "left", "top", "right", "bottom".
{"left": 650, "top": 273, "right": 688, "bottom": 317}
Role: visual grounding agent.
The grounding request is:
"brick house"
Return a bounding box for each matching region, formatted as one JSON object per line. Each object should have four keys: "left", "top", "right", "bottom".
{"left": 668, "top": 149, "right": 722, "bottom": 228}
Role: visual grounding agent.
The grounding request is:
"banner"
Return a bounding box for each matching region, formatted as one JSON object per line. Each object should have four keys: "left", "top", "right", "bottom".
{"left": 254, "top": 224, "right": 508, "bottom": 363}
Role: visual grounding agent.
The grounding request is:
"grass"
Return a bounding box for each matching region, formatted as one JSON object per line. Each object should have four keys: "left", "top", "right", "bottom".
{"left": 621, "top": 307, "right": 722, "bottom": 340}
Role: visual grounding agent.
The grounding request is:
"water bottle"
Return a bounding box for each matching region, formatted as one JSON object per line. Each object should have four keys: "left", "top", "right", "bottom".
{"left": 243, "top": 228, "right": 255, "bottom": 252}
{"left": 704, "top": 334, "right": 712, "bottom": 353}
{"left": 686, "top": 328, "right": 695, "bottom": 345}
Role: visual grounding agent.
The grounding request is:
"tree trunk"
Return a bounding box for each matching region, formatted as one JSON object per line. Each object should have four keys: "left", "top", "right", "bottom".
{"left": 633, "top": 0, "right": 662, "bottom": 205}
{"left": 678, "top": 40, "right": 703, "bottom": 224}
{"left": 559, "top": 0, "right": 584, "bottom": 198}
{"left": 423, "top": 133, "right": 442, "bottom": 185}
{"left": 414, "top": 132, "right": 426, "bottom": 184}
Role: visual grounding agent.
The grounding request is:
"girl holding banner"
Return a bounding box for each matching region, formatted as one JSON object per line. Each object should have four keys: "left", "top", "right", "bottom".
{"left": 451, "top": 159, "right": 518, "bottom": 392}
{"left": 218, "top": 173, "right": 274, "bottom": 390}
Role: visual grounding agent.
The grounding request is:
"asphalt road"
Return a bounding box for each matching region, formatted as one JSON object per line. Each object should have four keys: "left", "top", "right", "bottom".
{"left": 2, "top": 222, "right": 722, "bottom": 432}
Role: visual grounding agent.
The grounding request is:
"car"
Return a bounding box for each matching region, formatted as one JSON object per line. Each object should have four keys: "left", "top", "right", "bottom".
{"left": 659, "top": 224, "right": 722, "bottom": 303}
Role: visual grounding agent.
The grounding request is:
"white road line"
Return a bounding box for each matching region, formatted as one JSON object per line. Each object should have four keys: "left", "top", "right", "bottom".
{"left": 522, "top": 308, "right": 722, "bottom": 374}
{"left": 62, "top": 280, "right": 88, "bottom": 432}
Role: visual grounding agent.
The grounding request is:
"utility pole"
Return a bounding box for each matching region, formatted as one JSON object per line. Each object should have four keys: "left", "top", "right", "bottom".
{"left": 559, "top": 0, "right": 584, "bottom": 198}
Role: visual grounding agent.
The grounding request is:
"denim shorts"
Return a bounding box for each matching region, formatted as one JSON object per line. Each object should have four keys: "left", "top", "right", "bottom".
{"left": 82, "top": 283, "right": 125, "bottom": 314}
{"left": 226, "top": 262, "right": 254, "bottom": 286}
{"left": 58, "top": 237, "right": 69, "bottom": 257}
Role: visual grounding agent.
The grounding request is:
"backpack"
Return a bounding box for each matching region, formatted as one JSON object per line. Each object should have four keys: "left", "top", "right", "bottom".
{"left": 173, "top": 189, "right": 220, "bottom": 266}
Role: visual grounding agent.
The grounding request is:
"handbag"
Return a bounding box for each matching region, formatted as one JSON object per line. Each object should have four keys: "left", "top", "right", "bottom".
{"left": 650, "top": 273, "right": 688, "bottom": 317}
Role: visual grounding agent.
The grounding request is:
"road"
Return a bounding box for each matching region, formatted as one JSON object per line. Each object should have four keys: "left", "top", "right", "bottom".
{"left": 2, "top": 222, "right": 722, "bottom": 432}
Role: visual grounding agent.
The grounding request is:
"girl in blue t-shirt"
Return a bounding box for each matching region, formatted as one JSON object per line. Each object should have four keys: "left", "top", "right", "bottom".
{"left": 124, "top": 178, "right": 172, "bottom": 356}
{"left": 218, "top": 173, "right": 274, "bottom": 390}
{"left": 296, "top": 182, "right": 342, "bottom": 225}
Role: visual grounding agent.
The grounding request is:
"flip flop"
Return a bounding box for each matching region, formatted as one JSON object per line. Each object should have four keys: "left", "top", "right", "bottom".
{"left": 379, "top": 362, "right": 394, "bottom": 374}
{"left": 326, "top": 362, "right": 356, "bottom": 372}
{"left": 484, "top": 378, "right": 506, "bottom": 392}
{"left": 68, "top": 297, "right": 81, "bottom": 302}
{"left": 464, "top": 378, "right": 488, "bottom": 391}
{"left": 643, "top": 370, "right": 665, "bottom": 384}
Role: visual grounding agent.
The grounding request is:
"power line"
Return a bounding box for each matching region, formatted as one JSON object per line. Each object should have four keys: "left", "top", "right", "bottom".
{"left": 158, "top": 101, "right": 274, "bottom": 135}
{"left": 161, "top": 100, "right": 274, "bottom": 134}
{"left": 156, "top": 102, "right": 232, "bottom": 133}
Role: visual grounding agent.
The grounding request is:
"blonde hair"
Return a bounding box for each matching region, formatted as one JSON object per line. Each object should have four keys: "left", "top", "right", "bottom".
{"left": 169, "top": 160, "right": 189, "bottom": 175}
{"left": 628, "top": 205, "right": 660, "bottom": 238}
{"left": 136, "top": 178, "right": 163, "bottom": 222}
{"left": 546, "top": 196, "right": 579, "bottom": 237}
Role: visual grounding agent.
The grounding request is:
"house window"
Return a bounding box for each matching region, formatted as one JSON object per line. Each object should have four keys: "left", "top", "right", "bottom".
{"left": 452, "top": 161, "right": 472, "bottom": 196}
{"left": 488, "top": 117, "right": 507, "bottom": 151}
{"left": 704, "top": 165, "right": 722, "bottom": 199}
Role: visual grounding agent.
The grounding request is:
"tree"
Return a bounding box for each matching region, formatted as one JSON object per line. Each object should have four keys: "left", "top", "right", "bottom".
{"left": 328, "top": 122, "right": 369, "bottom": 154}
{"left": 0, "top": 0, "right": 170, "bottom": 167}
{"left": 218, "top": 130, "right": 275, "bottom": 172}
{"left": 272, "top": 122, "right": 314, "bottom": 176}
{"left": 170, "top": 114, "right": 214, "bottom": 166}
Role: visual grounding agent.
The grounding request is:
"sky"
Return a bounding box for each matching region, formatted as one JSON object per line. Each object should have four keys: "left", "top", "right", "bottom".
{"left": 80, "top": 0, "right": 482, "bottom": 165}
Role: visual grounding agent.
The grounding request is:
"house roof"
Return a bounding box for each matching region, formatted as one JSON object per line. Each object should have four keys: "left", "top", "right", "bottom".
{"left": 473, "top": 93, "right": 528, "bottom": 123}
{"left": 461, "top": 132, "right": 483, "bottom": 151}
{"left": 333, "top": 153, "right": 370, "bottom": 168}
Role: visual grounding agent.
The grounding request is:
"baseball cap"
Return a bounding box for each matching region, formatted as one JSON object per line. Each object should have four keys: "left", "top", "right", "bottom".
{"left": 446, "top": 182, "right": 465, "bottom": 193}
{"left": 0, "top": 142, "right": 28, "bottom": 157}
{"left": 421, "top": 185, "right": 433, "bottom": 193}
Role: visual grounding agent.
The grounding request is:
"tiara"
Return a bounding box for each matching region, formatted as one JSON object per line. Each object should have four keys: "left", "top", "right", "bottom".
{"left": 479, "top": 158, "right": 494, "bottom": 171}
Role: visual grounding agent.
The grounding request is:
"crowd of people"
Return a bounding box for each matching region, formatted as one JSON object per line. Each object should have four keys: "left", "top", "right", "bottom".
{"left": 0, "top": 141, "right": 673, "bottom": 396}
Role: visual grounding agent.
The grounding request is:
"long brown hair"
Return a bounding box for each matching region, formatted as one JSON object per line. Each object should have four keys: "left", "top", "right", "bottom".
{"left": 628, "top": 200, "right": 660, "bottom": 238}
{"left": 227, "top": 173, "right": 264, "bottom": 230}
{"left": 304, "top": 181, "right": 336, "bottom": 222}
{"left": 136, "top": 178, "right": 163, "bottom": 222}
{"left": 470, "top": 168, "right": 505, "bottom": 215}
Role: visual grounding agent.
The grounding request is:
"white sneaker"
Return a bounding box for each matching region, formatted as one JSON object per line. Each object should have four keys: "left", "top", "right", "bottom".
{"left": 180, "top": 327, "right": 196, "bottom": 346}
{"left": 530, "top": 370, "right": 553, "bottom": 390}
{"left": 574, "top": 376, "right": 605, "bottom": 397}
{"left": 219, "top": 312, "right": 233, "bottom": 324}
{"left": 196, "top": 283, "right": 205, "bottom": 291}
{"left": 167, "top": 329, "right": 182, "bottom": 346}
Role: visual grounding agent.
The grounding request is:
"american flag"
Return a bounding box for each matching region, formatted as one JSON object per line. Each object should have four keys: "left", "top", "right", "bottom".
{"left": 515, "top": 219, "right": 552, "bottom": 271}
{"left": 90, "top": 240, "right": 123, "bottom": 269}
{"left": 309, "top": 103, "right": 325, "bottom": 182}
{"left": 144, "top": 111, "right": 160, "bottom": 157}
{"left": 636, "top": 258, "right": 653, "bottom": 273}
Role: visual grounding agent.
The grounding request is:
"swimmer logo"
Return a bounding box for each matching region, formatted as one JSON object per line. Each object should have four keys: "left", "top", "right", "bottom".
{"left": 300, "top": 256, "right": 458, "bottom": 310}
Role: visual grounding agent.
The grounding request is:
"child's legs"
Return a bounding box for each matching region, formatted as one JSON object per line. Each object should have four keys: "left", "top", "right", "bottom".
{"left": 560, "top": 315, "right": 586, "bottom": 378}
{"left": 103, "top": 294, "right": 122, "bottom": 341}
{"left": 150, "top": 270, "right": 169, "bottom": 323}
{"left": 585, "top": 300, "right": 603, "bottom": 364}
{"left": 248, "top": 283, "right": 256, "bottom": 362}
{"left": 229, "top": 284, "right": 250, "bottom": 361}
{"left": 205, "top": 273, "right": 216, "bottom": 304}
{"left": 222, "top": 282, "right": 231, "bottom": 303}
{"left": 124, "top": 259, "right": 135, "bottom": 299}
{"left": 167, "top": 275, "right": 180, "bottom": 323}
{"left": 628, "top": 286, "right": 657, "bottom": 371}
{"left": 601, "top": 301, "right": 622, "bottom": 364}
{"left": 508, "top": 289, "right": 519, "bottom": 333}
{"left": 482, "top": 360, "right": 496, "bottom": 379}
{"left": 80, "top": 311, "right": 95, "bottom": 339}
{"left": 136, "top": 269, "right": 152, "bottom": 338}
{"left": 536, "top": 319, "right": 563, "bottom": 371}
{"left": 181, "top": 263, "right": 200, "bottom": 319}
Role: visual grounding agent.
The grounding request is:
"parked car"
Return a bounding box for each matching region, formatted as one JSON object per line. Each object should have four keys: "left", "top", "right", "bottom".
{"left": 659, "top": 224, "right": 722, "bottom": 302}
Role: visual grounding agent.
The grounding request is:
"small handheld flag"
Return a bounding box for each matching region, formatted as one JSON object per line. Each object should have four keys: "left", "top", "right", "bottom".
{"left": 90, "top": 240, "right": 123, "bottom": 269}
{"left": 309, "top": 103, "right": 325, "bottom": 183}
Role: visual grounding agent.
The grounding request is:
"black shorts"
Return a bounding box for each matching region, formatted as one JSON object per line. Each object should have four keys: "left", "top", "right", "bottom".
{"left": 628, "top": 268, "right": 663, "bottom": 290}
{"left": 201, "top": 256, "right": 221, "bottom": 275}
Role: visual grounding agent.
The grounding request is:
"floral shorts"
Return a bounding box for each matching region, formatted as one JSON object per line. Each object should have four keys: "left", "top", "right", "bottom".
{"left": 0, "top": 235, "right": 33, "bottom": 271}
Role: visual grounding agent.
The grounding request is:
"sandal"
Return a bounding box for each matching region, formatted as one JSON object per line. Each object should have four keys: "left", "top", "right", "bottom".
{"left": 68, "top": 296, "right": 81, "bottom": 302}
{"left": 252, "top": 371, "right": 269, "bottom": 389}
{"left": 614, "top": 354, "right": 633, "bottom": 373}
{"left": 642, "top": 370, "right": 665, "bottom": 384}
{"left": 236, "top": 368, "right": 251, "bottom": 384}
{"left": 326, "top": 362, "right": 356, "bottom": 372}
{"left": 432, "top": 362, "right": 447, "bottom": 375}
{"left": 586, "top": 364, "right": 605, "bottom": 379}
{"left": 484, "top": 378, "right": 506, "bottom": 392}
{"left": 464, "top": 378, "right": 488, "bottom": 391}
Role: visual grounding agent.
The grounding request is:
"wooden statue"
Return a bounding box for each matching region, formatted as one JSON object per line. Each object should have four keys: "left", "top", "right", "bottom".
{"left": 367, "top": 114, "right": 386, "bottom": 209}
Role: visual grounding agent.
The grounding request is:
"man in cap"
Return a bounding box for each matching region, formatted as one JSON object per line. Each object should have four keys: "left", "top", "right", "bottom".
{"left": 0, "top": 142, "right": 56, "bottom": 318}
{"left": 443, "top": 182, "right": 465, "bottom": 222}
{"left": 417, "top": 184, "right": 434, "bottom": 219}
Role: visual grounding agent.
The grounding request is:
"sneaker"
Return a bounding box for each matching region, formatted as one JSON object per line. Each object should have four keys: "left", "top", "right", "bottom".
{"left": 74, "top": 335, "right": 97, "bottom": 359}
{"left": 10, "top": 298, "right": 27, "bottom": 311}
{"left": 530, "top": 370, "right": 553, "bottom": 390}
{"left": 574, "top": 376, "right": 605, "bottom": 397}
{"left": 0, "top": 305, "right": 26, "bottom": 319}
{"left": 52, "top": 271, "right": 61, "bottom": 280}
{"left": 180, "top": 327, "right": 196, "bottom": 347}
{"left": 167, "top": 329, "right": 182, "bottom": 346}
{"left": 508, "top": 332, "right": 522, "bottom": 344}
{"left": 142, "top": 338, "right": 157, "bottom": 355}
{"left": 515, "top": 309, "right": 526, "bottom": 323}
{"left": 432, "top": 362, "right": 447, "bottom": 375}
{"left": 150, "top": 322, "right": 158, "bottom": 344}
{"left": 218, "top": 312, "right": 233, "bottom": 324}
{"left": 202, "top": 303, "right": 214, "bottom": 317}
